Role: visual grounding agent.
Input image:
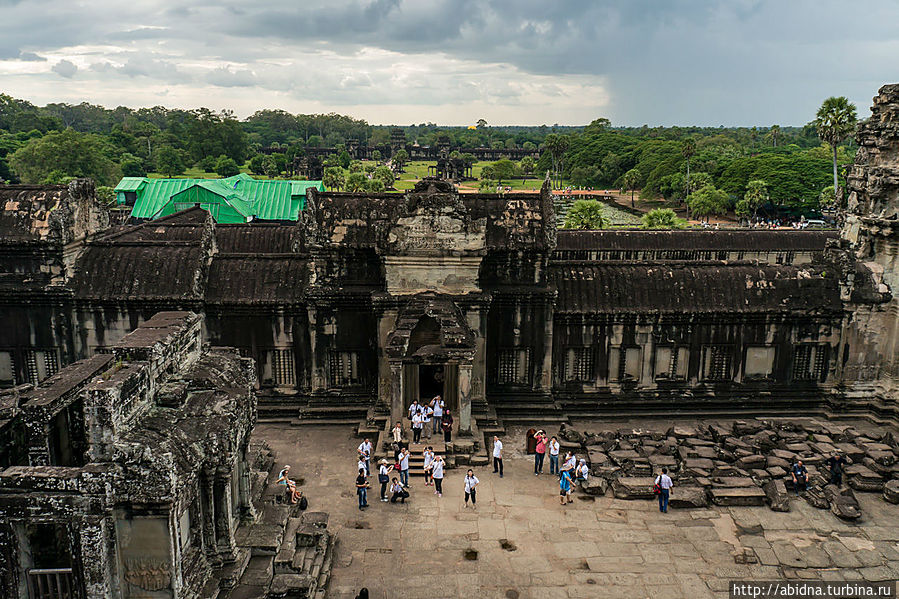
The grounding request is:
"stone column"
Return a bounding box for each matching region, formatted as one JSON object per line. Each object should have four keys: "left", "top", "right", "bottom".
{"left": 378, "top": 311, "right": 398, "bottom": 408}
{"left": 458, "top": 363, "right": 473, "bottom": 435}
{"left": 306, "top": 304, "right": 327, "bottom": 393}
{"left": 389, "top": 362, "right": 404, "bottom": 427}
{"left": 214, "top": 467, "right": 236, "bottom": 562}
{"left": 540, "top": 295, "right": 556, "bottom": 394}
{"left": 76, "top": 516, "right": 112, "bottom": 599}
{"left": 467, "top": 309, "right": 487, "bottom": 407}
{"left": 200, "top": 469, "right": 218, "bottom": 562}
{"left": 237, "top": 449, "right": 256, "bottom": 523}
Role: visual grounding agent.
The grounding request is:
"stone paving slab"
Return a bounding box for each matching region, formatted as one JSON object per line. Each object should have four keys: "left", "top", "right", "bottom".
{"left": 253, "top": 421, "right": 899, "bottom": 599}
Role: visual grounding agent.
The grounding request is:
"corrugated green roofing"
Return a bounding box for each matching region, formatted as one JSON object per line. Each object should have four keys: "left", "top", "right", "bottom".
{"left": 123, "top": 175, "right": 324, "bottom": 221}
{"left": 114, "top": 177, "right": 146, "bottom": 192}
{"left": 166, "top": 181, "right": 253, "bottom": 219}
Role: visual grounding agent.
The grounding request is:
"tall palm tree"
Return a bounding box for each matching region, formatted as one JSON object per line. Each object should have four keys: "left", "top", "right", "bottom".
{"left": 623, "top": 168, "right": 641, "bottom": 207}
{"left": 766, "top": 125, "right": 781, "bottom": 147}
{"left": 681, "top": 138, "right": 696, "bottom": 219}
{"left": 544, "top": 134, "right": 570, "bottom": 189}
{"left": 814, "top": 96, "right": 857, "bottom": 205}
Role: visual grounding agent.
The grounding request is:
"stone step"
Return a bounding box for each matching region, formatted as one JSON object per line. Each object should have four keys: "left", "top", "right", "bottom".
{"left": 217, "top": 548, "right": 252, "bottom": 591}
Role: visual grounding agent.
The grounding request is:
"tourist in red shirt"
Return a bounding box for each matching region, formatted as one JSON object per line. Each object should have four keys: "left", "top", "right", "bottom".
{"left": 534, "top": 430, "right": 547, "bottom": 475}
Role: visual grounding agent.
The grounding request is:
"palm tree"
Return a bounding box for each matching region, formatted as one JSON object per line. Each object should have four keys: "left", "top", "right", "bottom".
{"left": 543, "top": 134, "right": 570, "bottom": 189}
{"left": 681, "top": 138, "right": 696, "bottom": 218}
{"left": 814, "top": 96, "right": 857, "bottom": 206}
{"left": 623, "top": 168, "right": 641, "bottom": 207}
{"left": 766, "top": 125, "right": 781, "bottom": 147}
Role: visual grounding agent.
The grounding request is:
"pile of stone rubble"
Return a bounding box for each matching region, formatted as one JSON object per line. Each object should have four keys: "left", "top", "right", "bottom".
{"left": 557, "top": 419, "right": 899, "bottom": 520}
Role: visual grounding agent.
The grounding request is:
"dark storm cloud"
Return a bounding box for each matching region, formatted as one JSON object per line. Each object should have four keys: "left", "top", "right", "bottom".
{"left": 0, "top": 0, "right": 896, "bottom": 124}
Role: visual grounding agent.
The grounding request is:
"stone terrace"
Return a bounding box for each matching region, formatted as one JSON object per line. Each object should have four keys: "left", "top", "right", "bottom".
{"left": 256, "top": 420, "right": 899, "bottom": 599}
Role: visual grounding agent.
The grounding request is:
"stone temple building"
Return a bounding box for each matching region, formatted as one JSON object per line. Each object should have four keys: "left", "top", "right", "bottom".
{"left": 0, "top": 84, "right": 897, "bottom": 596}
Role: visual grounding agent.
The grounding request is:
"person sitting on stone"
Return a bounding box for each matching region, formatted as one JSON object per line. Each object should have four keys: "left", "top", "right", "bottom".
{"left": 575, "top": 459, "right": 589, "bottom": 482}
{"left": 276, "top": 465, "right": 302, "bottom": 504}
{"left": 791, "top": 460, "right": 809, "bottom": 496}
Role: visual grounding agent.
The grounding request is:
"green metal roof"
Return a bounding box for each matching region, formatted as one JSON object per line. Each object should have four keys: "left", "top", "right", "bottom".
{"left": 114, "top": 177, "right": 146, "bottom": 192}
{"left": 123, "top": 175, "right": 324, "bottom": 222}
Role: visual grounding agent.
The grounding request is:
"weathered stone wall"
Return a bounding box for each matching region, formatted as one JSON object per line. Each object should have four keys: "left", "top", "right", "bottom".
{"left": 841, "top": 83, "right": 899, "bottom": 416}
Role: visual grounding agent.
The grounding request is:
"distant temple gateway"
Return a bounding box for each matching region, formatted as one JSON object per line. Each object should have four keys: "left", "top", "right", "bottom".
{"left": 0, "top": 83, "right": 897, "bottom": 598}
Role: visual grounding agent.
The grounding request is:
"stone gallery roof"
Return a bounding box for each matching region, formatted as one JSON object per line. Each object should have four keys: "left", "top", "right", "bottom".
{"left": 555, "top": 230, "right": 838, "bottom": 252}
{"left": 550, "top": 263, "right": 843, "bottom": 314}
{"left": 215, "top": 224, "right": 300, "bottom": 253}
{"left": 205, "top": 256, "right": 308, "bottom": 304}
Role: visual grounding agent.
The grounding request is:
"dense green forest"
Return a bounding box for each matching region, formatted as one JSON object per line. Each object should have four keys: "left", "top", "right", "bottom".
{"left": 0, "top": 94, "right": 856, "bottom": 217}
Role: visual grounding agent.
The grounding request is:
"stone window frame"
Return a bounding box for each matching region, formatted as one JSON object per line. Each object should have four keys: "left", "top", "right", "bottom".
{"left": 562, "top": 346, "right": 595, "bottom": 383}
{"left": 609, "top": 346, "right": 642, "bottom": 383}
{"left": 743, "top": 345, "right": 777, "bottom": 381}
{"left": 0, "top": 348, "right": 16, "bottom": 387}
{"left": 329, "top": 350, "right": 363, "bottom": 388}
{"left": 792, "top": 343, "right": 828, "bottom": 382}
{"left": 496, "top": 348, "right": 531, "bottom": 386}
{"left": 653, "top": 345, "right": 689, "bottom": 381}
{"left": 701, "top": 345, "right": 733, "bottom": 382}
{"left": 24, "top": 348, "right": 59, "bottom": 386}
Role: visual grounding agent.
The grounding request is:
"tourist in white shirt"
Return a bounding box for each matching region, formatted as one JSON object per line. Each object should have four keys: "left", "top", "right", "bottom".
{"left": 463, "top": 469, "right": 479, "bottom": 508}
{"left": 655, "top": 468, "right": 674, "bottom": 513}
{"left": 548, "top": 436, "right": 561, "bottom": 475}
{"left": 492, "top": 436, "right": 504, "bottom": 478}
{"left": 576, "top": 459, "right": 589, "bottom": 482}
{"left": 423, "top": 447, "right": 434, "bottom": 487}
{"left": 408, "top": 400, "right": 420, "bottom": 420}
{"left": 378, "top": 459, "right": 393, "bottom": 502}
{"left": 431, "top": 396, "right": 444, "bottom": 435}
{"left": 357, "top": 438, "right": 372, "bottom": 477}
{"left": 411, "top": 411, "right": 423, "bottom": 443}
{"left": 398, "top": 448, "right": 410, "bottom": 487}
{"left": 431, "top": 455, "right": 445, "bottom": 497}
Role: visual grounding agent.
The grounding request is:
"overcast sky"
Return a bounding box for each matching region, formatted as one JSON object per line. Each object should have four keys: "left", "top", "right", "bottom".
{"left": 0, "top": 0, "right": 896, "bottom": 126}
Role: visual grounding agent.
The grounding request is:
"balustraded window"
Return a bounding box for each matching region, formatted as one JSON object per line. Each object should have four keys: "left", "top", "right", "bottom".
{"left": 654, "top": 346, "right": 688, "bottom": 380}
{"left": 329, "top": 350, "right": 362, "bottom": 387}
{"left": 497, "top": 348, "right": 530, "bottom": 385}
{"left": 563, "top": 347, "right": 594, "bottom": 382}
{"left": 792, "top": 344, "right": 828, "bottom": 382}
{"left": 25, "top": 349, "right": 58, "bottom": 385}
{"left": 702, "top": 345, "right": 732, "bottom": 381}
{"left": 609, "top": 346, "right": 642, "bottom": 382}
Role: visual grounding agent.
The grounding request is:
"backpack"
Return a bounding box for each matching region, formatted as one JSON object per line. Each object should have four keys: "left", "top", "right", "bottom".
{"left": 299, "top": 496, "right": 308, "bottom": 510}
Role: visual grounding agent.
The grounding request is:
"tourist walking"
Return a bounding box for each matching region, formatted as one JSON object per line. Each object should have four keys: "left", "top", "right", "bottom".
{"left": 431, "top": 454, "right": 445, "bottom": 497}
{"left": 562, "top": 451, "right": 577, "bottom": 476}
{"left": 355, "top": 468, "right": 369, "bottom": 510}
{"left": 389, "top": 478, "right": 409, "bottom": 504}
{"left": 559, "top": 468, "right": 573, "bottom": 505}
{"left": 423, "top": 446, "right": 434, "bottom": 486}
{"left": 398, "top": 447, "right": 410, "bottom": 487}
{"left": 791, "top": 460, "right": 808, "bottom": 495}
{"left": 534, "top": 430, "right": 547, "bottom": 475}
{"left": 431, "top": 395, "right": 444, "bottom": 435}
{"left": 492, "top": 436, "right": 503, "bottom": 477}
{"left": 378, "top": 459, "right": 393, "bottom": 502}
{"left": 411, "top": 410, "right": 423, "bottom": 443}
{"left": 463, "top": 469, "right": 479, "bottom": 508}
{"left": 357, "top": 438, "right": 372, "bottom": 477}
{"left": 655, "top": 468, "right": 673, "bottom": 513}
{"left": 548, "top": 436, "right": 560, "bottom": 474}
{"left": 827, "top": 452, "right": 845, "bottom": 486}
{"left": 441, "top": 410, "right": 453, "bottom": 443}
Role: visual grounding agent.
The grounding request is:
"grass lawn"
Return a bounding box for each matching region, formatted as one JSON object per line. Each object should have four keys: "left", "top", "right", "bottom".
{"left": 393, "top": 160, "right": 565, "bottom": 192}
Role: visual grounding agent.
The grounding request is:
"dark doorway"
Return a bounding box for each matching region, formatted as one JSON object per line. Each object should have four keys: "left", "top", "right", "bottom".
{"left": 419, "top": 364, "right": 444, "bottom": 403}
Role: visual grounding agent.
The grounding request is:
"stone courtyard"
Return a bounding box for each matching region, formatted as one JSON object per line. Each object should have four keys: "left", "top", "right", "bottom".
{"left": 258, "top": 420, "right": 899, "bottom": 599}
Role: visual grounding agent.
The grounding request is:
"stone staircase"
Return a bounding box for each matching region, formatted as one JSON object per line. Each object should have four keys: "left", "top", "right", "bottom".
{"left": 492, "top": 392, "right": 568, "bottom": 424}
{"left": 406, "top": 442, "right": 447, "bottom": 477}
{"left": 210, "top": 450, "right": 334, "bottom": 599}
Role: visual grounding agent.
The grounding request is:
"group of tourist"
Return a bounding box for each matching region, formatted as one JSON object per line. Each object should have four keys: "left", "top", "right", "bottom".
{"left": 405, "top": 396, "right": 454, "bottom": 443}
{"left": 524, "top": 430, "right": 590, "bottom": 506}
